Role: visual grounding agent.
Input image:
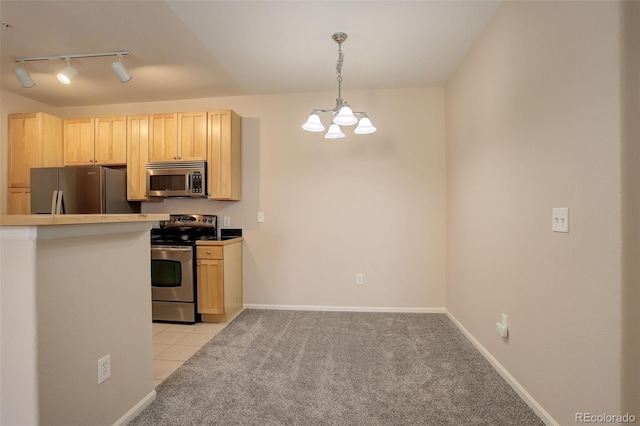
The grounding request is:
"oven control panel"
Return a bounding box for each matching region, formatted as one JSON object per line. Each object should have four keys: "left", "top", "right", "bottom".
{"left": 161, "top": 214, "right": 217, "bottom": 228}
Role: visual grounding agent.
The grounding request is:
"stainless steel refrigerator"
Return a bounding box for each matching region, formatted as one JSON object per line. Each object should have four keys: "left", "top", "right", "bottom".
{"left": 30, "top": 166, "right": 141, "bottom": 214}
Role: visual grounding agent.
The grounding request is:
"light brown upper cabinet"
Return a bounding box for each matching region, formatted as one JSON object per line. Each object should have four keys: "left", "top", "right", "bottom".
{"left": 64, "top": 116, "right": 126, "bottom": 166}
{"left": 8, "top": 112, "right": 63, "bottom": 188}
{"left": 208, "top": 110, "right": 241, "bottom": 200}
{"left": 95, "top": 116, "right": 127, "bottom": 164}
{"left": 148, "top": 112, "right": 207, "bottom": 163}
{"left": 127, "top": 115, "right": 150, "bottom": 201}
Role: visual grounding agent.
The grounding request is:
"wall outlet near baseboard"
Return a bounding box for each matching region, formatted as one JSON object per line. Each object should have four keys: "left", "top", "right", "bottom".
{"left": 496, "top": 314, "right": 508, "bottom": 338}
{"left": 97, "top": 354, "right": 111, "bottom": 384}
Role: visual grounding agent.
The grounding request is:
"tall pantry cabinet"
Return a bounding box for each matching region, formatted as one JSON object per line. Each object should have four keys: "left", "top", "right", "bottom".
{"left": 7, "top": 113, "right": 64, "bottom": 214}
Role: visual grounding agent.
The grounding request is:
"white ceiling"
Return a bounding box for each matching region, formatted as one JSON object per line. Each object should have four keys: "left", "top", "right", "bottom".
{"left": 0, "top": 1, "right": 501, "bottom": 108}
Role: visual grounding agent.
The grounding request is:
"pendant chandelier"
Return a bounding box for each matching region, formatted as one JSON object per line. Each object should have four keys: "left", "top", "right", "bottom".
{"left": 302, "top": 32, "right": 376, "bottom": 139}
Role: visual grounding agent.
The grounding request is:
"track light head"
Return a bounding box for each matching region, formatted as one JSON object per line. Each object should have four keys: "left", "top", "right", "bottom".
{"left": 111, "top": 54, "right": 132, "bottom": 83}
{"left": 14, "top": 62, "right": 35, "bottom": 88}
{"left": 57, "top": 59, "right": 77, "bottom": 84}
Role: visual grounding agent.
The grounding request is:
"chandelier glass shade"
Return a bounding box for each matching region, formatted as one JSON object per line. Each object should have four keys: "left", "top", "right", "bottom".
{"left": 302, "top": 32, "right": 376, "bottom": 139}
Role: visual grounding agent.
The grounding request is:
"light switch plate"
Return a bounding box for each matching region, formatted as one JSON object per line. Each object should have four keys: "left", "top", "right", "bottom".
{"left": 552, "top": 208, "right": 569, "bottom": 233}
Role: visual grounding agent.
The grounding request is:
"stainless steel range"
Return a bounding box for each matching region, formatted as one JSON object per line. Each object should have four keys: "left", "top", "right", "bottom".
{"left": 150, "top": 214, "right": 218, "bottom": 323}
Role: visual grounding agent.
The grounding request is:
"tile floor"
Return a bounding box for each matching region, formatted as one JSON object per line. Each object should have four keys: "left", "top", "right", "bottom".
{"left": 152, "top": 321, "right": 228, "bottom": 387}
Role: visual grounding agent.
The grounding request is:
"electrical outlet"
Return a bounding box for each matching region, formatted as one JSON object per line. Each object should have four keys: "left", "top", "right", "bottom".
{"left": 257, "top": 212, "right": 265, "bottom": 223}
{"left": 495, "top": 314, "right": 508, "bottom": 338}
{"left": 97, "top": 354, "right": 111, "bottom": 384}
{"left": 356, "top": 273, "right": 364, "bottom": 285}
{"left": 552, "top": 208, "right": 569, "bottom": 233}
{"left": 223, "top": 216, "right": 231, "bottom": 227}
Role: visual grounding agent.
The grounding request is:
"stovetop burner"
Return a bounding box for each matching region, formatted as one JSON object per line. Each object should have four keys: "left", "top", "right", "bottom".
{"left": 151, "top": 214, "right": 218, "bottom": 244}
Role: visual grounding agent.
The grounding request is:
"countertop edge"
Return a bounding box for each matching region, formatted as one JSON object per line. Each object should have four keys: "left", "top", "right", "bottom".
{"left": 196, "top": 237, "right": 244, "bottom": 246}
{"left": 0, "top": 214, "right": 170, "bottom": 227}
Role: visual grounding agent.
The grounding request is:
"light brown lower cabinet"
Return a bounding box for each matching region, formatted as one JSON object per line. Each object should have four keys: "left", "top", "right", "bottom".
{"left": 8, "top": 187, "right": 30, "bottom": 215}
{"left": 196, "top": 240, "right": 243, "bottom": 323}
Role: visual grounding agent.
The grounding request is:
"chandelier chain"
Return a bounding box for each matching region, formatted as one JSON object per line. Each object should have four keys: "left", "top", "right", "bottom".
{"left": 335, "top": 41, "right": 344, "bottom": 104}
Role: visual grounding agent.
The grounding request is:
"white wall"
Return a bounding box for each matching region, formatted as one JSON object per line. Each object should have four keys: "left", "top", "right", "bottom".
{"left": 620, "top": 0, "right": 640, "bottom": 416}
{"left": 446, "top": 1, "right": 629, "bottom": 424}
{"left": 0, "top": 223, "right": 155, "bottom": 425}
{"left": 56, "top": 87, "right": 448, "bottom": 311}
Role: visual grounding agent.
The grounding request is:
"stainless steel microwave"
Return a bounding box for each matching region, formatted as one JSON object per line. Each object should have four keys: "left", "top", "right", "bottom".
{"left": 146, "top": 161, "right": 207, "bottom": 197}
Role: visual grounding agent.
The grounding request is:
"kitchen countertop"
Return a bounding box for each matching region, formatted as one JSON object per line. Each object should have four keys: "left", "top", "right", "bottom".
{"left": 196, "top": 237, "right": 244, "bottom": 246}
{"left": 0, "top": 214, "right": 169, "bottom": 226}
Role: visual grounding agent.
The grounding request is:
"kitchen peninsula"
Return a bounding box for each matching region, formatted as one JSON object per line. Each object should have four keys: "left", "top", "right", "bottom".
{"left": 0, "top": 214, "right": 168, "bottom": 426}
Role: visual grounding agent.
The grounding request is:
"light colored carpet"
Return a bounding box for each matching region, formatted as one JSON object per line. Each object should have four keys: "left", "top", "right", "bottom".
{"left": 131, "top": 309, "right": 543, "bottom": 425}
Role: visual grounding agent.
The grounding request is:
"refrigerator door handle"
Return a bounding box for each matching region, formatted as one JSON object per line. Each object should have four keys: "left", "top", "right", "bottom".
{"left": 51, "top": 190, "right": 59, "bottom": 214}
{"left": 55, "top": 190, "right": 64, "bottom": 214}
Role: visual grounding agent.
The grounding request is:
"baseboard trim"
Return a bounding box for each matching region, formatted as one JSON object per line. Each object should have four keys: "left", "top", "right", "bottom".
{"left": 445, "top": 310, "right": 558, "bottom": 426}
{"left": 112, "top": 389, "right": 156, "bottom": 426}
{"left": 244, "top": 303, "right": 445, "bottom": 314}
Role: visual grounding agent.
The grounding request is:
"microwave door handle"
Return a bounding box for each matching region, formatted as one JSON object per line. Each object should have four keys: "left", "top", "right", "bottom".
{"left": 187, "top": 174, "right": 191, "bottom": 192}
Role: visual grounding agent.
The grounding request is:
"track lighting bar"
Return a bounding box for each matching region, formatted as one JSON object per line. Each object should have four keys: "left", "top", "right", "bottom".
{"left": 12, "top": 50, "right": 132, "bottom": 87}
{"left": 13, "top": 50, "right": 130, "bottom": 63}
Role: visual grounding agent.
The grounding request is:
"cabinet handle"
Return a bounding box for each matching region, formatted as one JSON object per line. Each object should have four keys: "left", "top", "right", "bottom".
{"left": 206, "top": 251, "right": 211, "bottom": 254}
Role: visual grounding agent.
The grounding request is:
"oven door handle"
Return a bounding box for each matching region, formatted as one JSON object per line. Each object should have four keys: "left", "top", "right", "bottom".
{"left": 151, "top": 246, "right": 193, "bottom": 252}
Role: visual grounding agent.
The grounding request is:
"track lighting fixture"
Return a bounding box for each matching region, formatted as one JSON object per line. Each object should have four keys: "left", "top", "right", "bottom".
{"left": 111, "top": 54, "right": 132, "bottom": 83}
{"left": 14, "top": 61, "right": 35, "bottom": 88}
{"left": 12, "top": 51, "right": 131, "bottom": 87}
{"left": 57, "top": 58, "right": 77, "bottom": 84}
{"left": 302, "top": 32, "right": 376, "bottom": 138}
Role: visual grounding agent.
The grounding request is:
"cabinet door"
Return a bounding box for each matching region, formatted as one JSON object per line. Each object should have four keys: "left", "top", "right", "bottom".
{"left": 64, "top": 118, "right": 96, "bottom": 165}
{"left": 8, "top": 113, "right": 63, "bottom": 189}
{"left": 8, "top": 114, "right": 39, "bottom": 187}
{"left": 38, "top": 113, "right": 64, "bottom": 167}
{"left": 8, "top": 187, "right": 31, "bottom": 215}
{"left": 148, "top": 113, "right": 178, "bottom": 162}
{"left": 196, "top": 259, "right": 224, "bottom": 314}
{"left": 95, "top": 116, "right": 127, "bottom": 165}
{"left": 208, "top": 110, "right": 241, "bottom": 200}
{"left": 178, "top": 112, "right": 207, "bottom": 161}
{"left": 127, "top": 115, "right": 150, "bottom": 201}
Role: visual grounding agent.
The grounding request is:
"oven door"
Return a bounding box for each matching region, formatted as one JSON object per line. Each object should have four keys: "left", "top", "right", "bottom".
{"left": 151, "top": 245, "right": 194, "bottom": 302}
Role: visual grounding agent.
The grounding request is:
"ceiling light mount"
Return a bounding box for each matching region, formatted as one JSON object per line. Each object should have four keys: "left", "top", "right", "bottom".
{"left": 332, "top": 31, "right": 348, "bottom": 45}
{"left": 12, "top": 50, "right": 132, "bottom": 86}
{"left": 302, "top": 32, "right": 376, "bottom": 138}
